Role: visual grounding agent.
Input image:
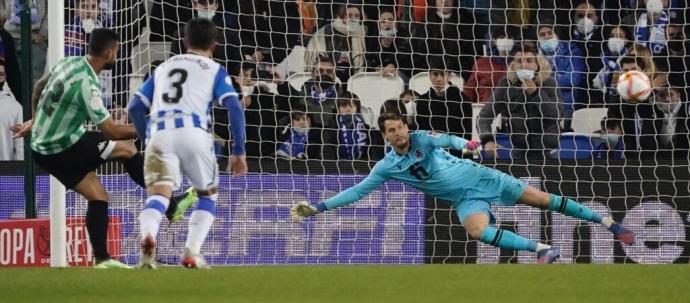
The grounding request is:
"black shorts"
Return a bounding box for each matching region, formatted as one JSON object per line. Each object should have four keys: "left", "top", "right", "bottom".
{"left": 32, "top": 131, "right": 116, "bottom": 189}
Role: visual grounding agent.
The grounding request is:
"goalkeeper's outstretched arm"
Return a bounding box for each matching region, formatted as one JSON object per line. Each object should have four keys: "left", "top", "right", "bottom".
{"left": 291, "top": 164, "right": 388, "bottom": 222}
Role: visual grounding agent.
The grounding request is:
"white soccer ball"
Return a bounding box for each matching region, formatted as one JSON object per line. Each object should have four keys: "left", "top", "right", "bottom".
{"left": 616, "top": 70, "right": 652, "bottom": 103}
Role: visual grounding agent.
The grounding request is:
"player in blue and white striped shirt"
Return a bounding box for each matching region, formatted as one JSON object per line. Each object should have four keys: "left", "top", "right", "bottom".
{"left": 291, "top": 112, "right": 636, "bottom": 263}
{"left": 128, "top": 18, "right": 246, "bottom": 269}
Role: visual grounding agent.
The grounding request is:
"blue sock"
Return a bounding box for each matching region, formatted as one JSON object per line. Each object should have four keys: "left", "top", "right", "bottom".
{"left": 548, "top": 194, "right": 602, "bottom": 223}
{"left": 479, "top": 226, "right": 538, "bottom": 252}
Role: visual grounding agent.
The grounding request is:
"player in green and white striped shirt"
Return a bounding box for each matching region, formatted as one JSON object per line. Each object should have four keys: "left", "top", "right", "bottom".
{"left": 12, "top": 29, "right": 196, "bottom": 269}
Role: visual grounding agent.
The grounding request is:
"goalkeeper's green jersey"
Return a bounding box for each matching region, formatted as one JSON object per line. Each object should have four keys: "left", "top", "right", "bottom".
{"left": 31, "top": 56, "right": 110, "bottom": 155}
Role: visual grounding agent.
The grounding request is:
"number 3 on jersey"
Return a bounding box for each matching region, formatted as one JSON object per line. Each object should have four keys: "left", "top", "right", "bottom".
{"left": 162, "top": 68, "right": 188, "bottom": 104}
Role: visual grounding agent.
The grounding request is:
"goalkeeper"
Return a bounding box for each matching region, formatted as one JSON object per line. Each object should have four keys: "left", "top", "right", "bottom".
{"left": 291, "top": 112, "right": 636, "bottom": 263}
{"left": 11, "top": 29, "right": 195, "bottom": 268}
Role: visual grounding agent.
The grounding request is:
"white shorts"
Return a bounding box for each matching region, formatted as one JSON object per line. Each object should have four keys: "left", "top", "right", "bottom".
{"left": 144, "top": 127, "right": 219, "bottom": 191}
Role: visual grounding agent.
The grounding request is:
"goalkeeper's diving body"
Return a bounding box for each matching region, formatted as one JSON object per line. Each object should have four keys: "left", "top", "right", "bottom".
{"left": 291, "top": 112, "right": 636, "bottom": 263}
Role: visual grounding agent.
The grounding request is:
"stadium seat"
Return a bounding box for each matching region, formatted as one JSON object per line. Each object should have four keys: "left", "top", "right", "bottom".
{"left": 408, "top": 72, "right": 465, "bottom": 95}
{"left": 471, "top": 103, "right": 501, "bottom": 141}
{"left": 571, "top": 108, "right": 608, "bottom": 134}
{"left": 286, "top": 72, "right": 313, "bottom": 91}
{"left": 347, "top": 72, "right": 405, "bottom": 129}
{"left": 556, "top": 133, "right": 597, "bottom": 159}
{"left": 274, "top": 45, "right": 306, "bottom": 78}
{"left": 130, "top": 40, "right": 170, "bottom": 76}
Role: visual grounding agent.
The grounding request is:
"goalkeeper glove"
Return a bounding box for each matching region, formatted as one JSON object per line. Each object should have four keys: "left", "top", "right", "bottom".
{"left": 291, "top": 201, "right": 318, "bottom": 222}
{"left": 462, "top": 140, "right": 482, "bottom": 155}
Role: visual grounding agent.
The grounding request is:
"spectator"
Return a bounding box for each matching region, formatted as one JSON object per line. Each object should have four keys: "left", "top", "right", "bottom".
{"left": 0, "top": 26, "right": 21, "bottom": 102}
{"left": 464, "top": 26, "right": 517, "bottom": 103}
{"left": 592, "top": 25, "right": 634, "bottom": 103}
{"left": 536, "top": 22, "right": 586, "bottom": 129}
{"left": 365, "top": 7, "right": 413, "bottom": 80}
{"left": 304, "top": 4, "right": 367, "bottom": 84}
{"left": 410, "top": 0, "right": 475, "bottom": 75}
{"left": 171, "top": 0, "right": 242, "bottom": 73}
{"left": 654, "top": 23, "right": 690, "bottom": 90}
{"left": 639, "top": 86, "right": 689, "bottom": 158}
{"left": 65, "top": 0, "right": 112, "bottom": 56}
{"left": 0, "top": 60, "right": 22, "bottom": 160}
{"left": 415, "top": 61, "right": 472, "bottom": 139}
{"left": 3, "top": 0, "right": 46, "bottom": 85}
{"left": 593, "top": 118, "right": 624, "bottom": 160}
{"left": 275, "top": 111, "right": 334, "bottom": 160}
{"left": 625, "top": 43, "right": 663, "bottom": 89}
{"left": 400, "top": 90, "right": 417, "bottom": 127}
{"left": 569, "top": 1, "right": 604, "bottom": 58}
{"left": 633, "top": 0, "right": 670, "bottom": 55}
{"left": 607, "top": 56, "right": 651, "bottom": 158}
{"left": 336, "top": 97, "right": 370, "bottom": 160}
{"left": 237, "top": 0, "right": 301, "bottom": 65}
{"left": 295, "top": 55, "right": 344, "bottom": 130}
{"left": 478, "top": 43, "right": 562, "bottom": 160}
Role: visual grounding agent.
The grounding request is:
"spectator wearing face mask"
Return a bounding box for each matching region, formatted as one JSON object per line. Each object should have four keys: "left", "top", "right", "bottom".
{"left": 336, "top": 96, "right": 371, "bottom": 160}
{"left": 478, "top": 43, "right": 562, "bottom": 160}
{"left": 170, "top": 0, "right": 242, "bottom": 73}
{"left": 633, "top": 0, "right": 671, "bottom": 55}
{"left": 415, "top": 60, "right": 473, "bottom": 140}
{"left": 639, "top": 86, "right": 690, "bottom": 158}
{"left": 593, "top": 118, "right": 624, "bottom": 160}
{"left": 0, "top": 60, "right": 22, "bottom": 160}
{"left": 536, "top": 22, "right": 586, "bottom": 130}
{"left": 65, "top": 0, "right": 111, "bottom": 56}
{"left": 399, "top": 90, "right": 417, "bottom": 128}
{"left": 654, "top": 23, "right": 690, "bottom": 90}
{"left": 276, "top": 111, "right": 335, "bottom": 160}
{"left": 304, "top": 4, "right": 367, "bottom": 84}
{"left": 365, "top": 7, "right": 413, "bottom": 81}
{"left": 592, "top": 25, "right": 634, "bottom": 104}
{"left": 295, "top": 55, "right": 344, "bottom": 130}
{"left": 464, "top": 26, "right": 518, "bottom": 103}
{"left": 570, "top": 1, "right": 604, "bottom": 56}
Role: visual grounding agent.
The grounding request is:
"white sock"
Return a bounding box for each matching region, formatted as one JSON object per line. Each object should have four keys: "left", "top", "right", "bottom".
{"left": 536, "top": 243, "right": 551, "bottom": 252}
{"left": 139, "top": 195, "right": 169, "bottom": 240}
{"left": 185, "top": 210, "right": 214, "bottom": 254}
{"left": 601, "top": 217, "right": 614, "bottom": 229}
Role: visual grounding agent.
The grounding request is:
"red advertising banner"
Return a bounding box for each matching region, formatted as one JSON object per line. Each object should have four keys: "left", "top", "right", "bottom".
{"left": 0, "top": 217, "right": 121, "bottom": 267}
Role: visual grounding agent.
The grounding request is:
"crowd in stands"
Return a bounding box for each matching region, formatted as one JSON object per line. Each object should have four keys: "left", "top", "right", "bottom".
{"left": 0, "top": 0, "right": 689, "bottom": 162}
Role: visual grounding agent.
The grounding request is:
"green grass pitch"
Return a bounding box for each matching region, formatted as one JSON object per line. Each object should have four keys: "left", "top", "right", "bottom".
{"left": 1, "top": 265, "right": 688, "bottom": 303}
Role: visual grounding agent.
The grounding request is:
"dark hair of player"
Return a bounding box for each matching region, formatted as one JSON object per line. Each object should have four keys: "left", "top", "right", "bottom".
{"left": 88, "top": 28, "right": 119, "bottom": 56}
{"left": 185, "top": 18, "right": 218, "bottom": 50}
{"left": 378, "top": 111, "right": 407, "bottom": 131}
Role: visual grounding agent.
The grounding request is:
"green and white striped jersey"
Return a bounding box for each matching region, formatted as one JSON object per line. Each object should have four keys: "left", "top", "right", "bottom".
{"left": 31, "top": 56, "right": 110, "bottom": 155}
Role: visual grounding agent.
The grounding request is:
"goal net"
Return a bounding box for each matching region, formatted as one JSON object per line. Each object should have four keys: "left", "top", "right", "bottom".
{"left": 5, "top": 0, "right": 687, "bottom": 266}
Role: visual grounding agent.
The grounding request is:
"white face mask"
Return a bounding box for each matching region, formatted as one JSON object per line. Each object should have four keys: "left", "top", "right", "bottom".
{"left": 81, "top": 18, "right": 96, "bottom": 34}
{"left": 346, "top": 20, "right": 361, "bottom": 32}
{"left": 292, "top": 126, "right": 309, "bottom": 136}
{"left": 241, "top": 85, "right": 254, "bottom": 97}
{"left": 379, "top": 28, "right": 396, "bottom": 37}
{"left": 576, "top": 17, "right": 595, "bottom": 34}
{"left": 516, "top": 69, "right": 536, "bottom": 81}
{"left": 646, "top": 0, "right": 664, "bottom": 15}
{"left": 436, "top": 10, "right": 453, "bottom": 20}
{"left": 607, "top": 37, "right": 626, "bottom": 53}
{"left": 539, "top": 37, "right": 559, "bottom": 54}
{"left": 495, "top": 38, "right": 515, "bottom": 53}
{"left": 197, "top": 10, "right": 216, "bottom": 20}
{"left": 404, "top": 101, "right": 416, "bottom": 116}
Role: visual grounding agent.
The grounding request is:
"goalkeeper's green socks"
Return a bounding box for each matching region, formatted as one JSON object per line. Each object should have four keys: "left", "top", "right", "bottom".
{"left": 479, "top": 226, "right": 548, "bottom": 252}
{"left": 548, "top": 194, "right": 604, "bottom": 224}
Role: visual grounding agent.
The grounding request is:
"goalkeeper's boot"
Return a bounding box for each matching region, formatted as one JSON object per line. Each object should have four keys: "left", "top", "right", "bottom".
{"left": 166, "top": 188, "right": 197, "bottom": 223}
{"left": 536, "top": 247, "right": 560, "bottom": 264}
{"left": 609, "top": 222, "right": 636, "bottom": 245}
{"left": 94, "top": 258, "right": 132, "bottom": 269}
{"left": 181, "top": 248, "right": 210, "bottom": 269}
{"left": 138, "top": 234, "right": 158, "bottom": 270}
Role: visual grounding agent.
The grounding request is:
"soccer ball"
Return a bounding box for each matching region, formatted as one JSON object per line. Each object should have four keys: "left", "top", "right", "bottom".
{"left": 616, "top": 71, "right": 652, "bottom": 103}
